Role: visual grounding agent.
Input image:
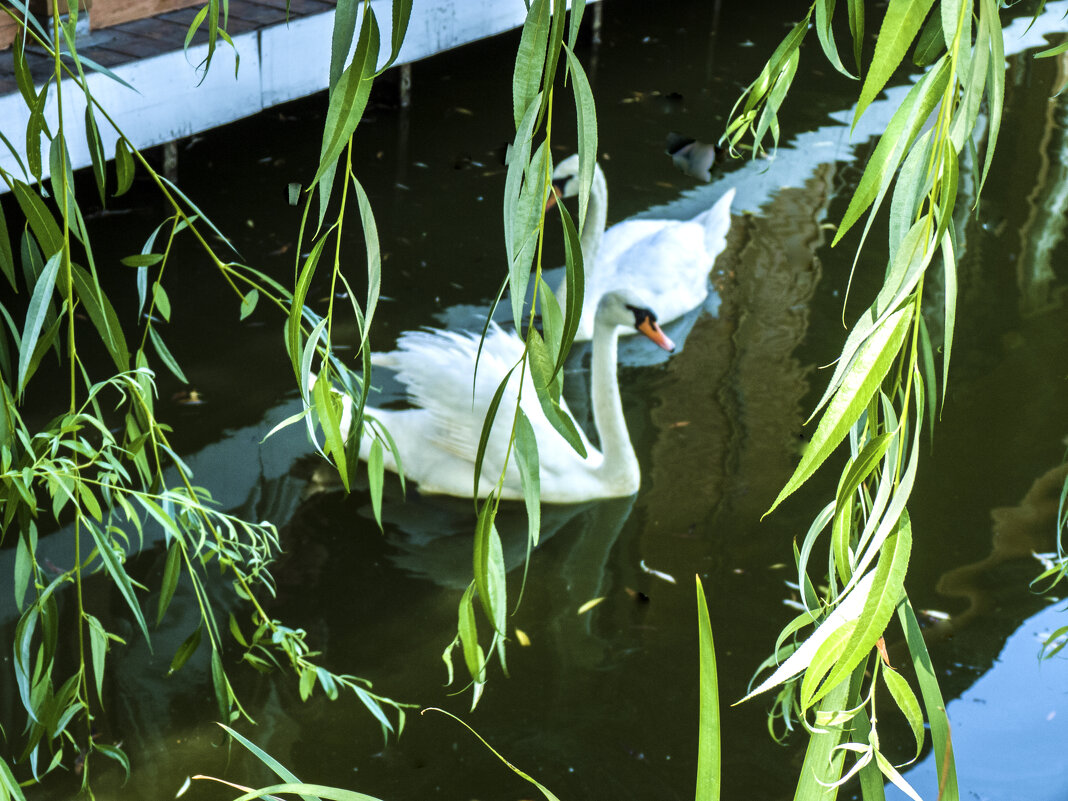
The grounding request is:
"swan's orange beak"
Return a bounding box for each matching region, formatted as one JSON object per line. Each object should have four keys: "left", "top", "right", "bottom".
{"left": 545, "top": 184, "right": 562, "bottom": 211}
{"left": 638, "top": 318, "right": 675, "bottom": 352}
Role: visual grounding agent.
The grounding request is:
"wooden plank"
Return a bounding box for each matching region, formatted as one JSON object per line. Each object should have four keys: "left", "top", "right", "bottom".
{"left": 0, "top": 15, "right": 18, "bottom": 51}
{"left": 91, "top": 0, "right": 204, "bottom": 30}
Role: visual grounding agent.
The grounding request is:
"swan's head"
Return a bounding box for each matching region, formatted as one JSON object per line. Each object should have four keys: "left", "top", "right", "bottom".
{"left": 596, "top": 290, "right": 676, "bottom": 352}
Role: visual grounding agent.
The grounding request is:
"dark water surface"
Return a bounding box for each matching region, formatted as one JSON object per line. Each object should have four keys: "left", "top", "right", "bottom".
{"left": 7, "top": 0, "right": 1068, "bottom": 799}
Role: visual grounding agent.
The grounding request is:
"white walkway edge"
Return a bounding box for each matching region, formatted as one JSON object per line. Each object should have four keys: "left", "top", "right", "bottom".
{"left": 0, "top": 0, "right": 596, "bottom": 189}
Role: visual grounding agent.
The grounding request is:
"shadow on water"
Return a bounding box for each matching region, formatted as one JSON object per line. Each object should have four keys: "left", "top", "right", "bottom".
{"left": 3, "top": 0, "right": 1068, "bottom": 798}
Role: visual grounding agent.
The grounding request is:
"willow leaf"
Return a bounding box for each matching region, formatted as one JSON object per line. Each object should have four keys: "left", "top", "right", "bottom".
{"left": 0, "top": 202, "right": 14, "bottom": 289}
{"left": 793, "top": 670, "right": 852, "bottom": 798}
{"left": 424, "top": 708, "right": 562, "bottom": 801}
{"left": 329, "top": 0, "right": 358, "bottom": 93}
{"left": 16, "top": 251, "right": 59, "bottom": 394}
{"left": 313, "top": 366, "right": 350, "bottom": 490}
{"left": 695, "top": 576, "right": 721, "bottom": 801}
{"left": 883, "top": 666, "right": 925, "bottom": 760}
{"left": 378, "top": 0, "right": 413, "bottom": 74}
{"left": 514, "top": 408, "right": 541, "bottom": 548}
{"left": 913, "top": 10, "right": 944, "bottom": 66}
{"left": 847, "top": 0, "right": 864, "bottom": 74}
{"left": 767, "top": 306, "right": 912, "bottom": 516}
{"left": 977, "top": 0, "right": 1003, "bottom": 197}
{"left": 799, "top": 619, "right": 856, "bottom": 710}
{"left": 834, "top": 57, "right": 949, "bottom": 248}
{"left": 815, "top": 0, "right": 855, "bottom": 79}
{"left": 898, "top": 598, "right": 959, "bottom": 800}
{"left": 115, "top": 138, "right": 135, "bottom": 196}
{"left": 553, "top": 198, "right": 584, "bottom": 381}
{"left": 148, "top": 327, "right": 189, "bottom": 384}
{"left": 513, "top": 0, "right": 550, "bottom": 129}
{"left": 563, "top": 44, "right": 597, "bottom": 231}
{"left": 368, "top": 439, "right": 384, "bottom": 530}
{"left": 157, "top": 540, "right": 182, "bottom": 626}
{"left": 228, "top": 784, "right": 385, "bottom": 801}
{"left": 809, "top": 516, "right": 911, "bottom": 708}
{"left": 940, "top": 230, "right": 957, "bottom": 412}
{"left": 314, "top": 8, "right": 379, "bottom": 219}
{"left": 854, "top": 0, "right": 935, "bottom": 125}
{"left": 472, "top": 365, "right": 518, "bottom": 498}
{"left": 86, "top": 521, "right": 151, "bottom": 646}
{"left": 13, "top": 182, "right": 62, "bottom": 257}
{"left": 350, "top": 176, "right": 381, "bottom": 349}
{"left": 457, "top": 583, "right": 487, "bottom": 708}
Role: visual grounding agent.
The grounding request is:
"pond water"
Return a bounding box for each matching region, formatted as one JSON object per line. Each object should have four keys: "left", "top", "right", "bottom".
{"left": 5, "top": 0, "right": 1068, "bottom": 799}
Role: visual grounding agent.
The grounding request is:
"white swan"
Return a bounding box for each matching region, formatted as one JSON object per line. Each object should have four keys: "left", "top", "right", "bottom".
{"left": 338, "top": 290, "right": 674, "bottom": 503}
{"left": 550, "top": 154, "right": 735, "bottom": 342}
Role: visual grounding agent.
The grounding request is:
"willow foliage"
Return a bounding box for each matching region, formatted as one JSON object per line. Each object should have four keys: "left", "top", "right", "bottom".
{"left": 0, "top": 0, "right": 412, "bottom": 793}
{"left": 721, "top": 1, "right": 1030, "bottom": 798}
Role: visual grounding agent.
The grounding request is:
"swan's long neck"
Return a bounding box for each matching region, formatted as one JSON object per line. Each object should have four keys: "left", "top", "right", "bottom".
{"left": 580, "top": 166, "right": 609, "bottom": 266}
{"left": 589, "top": 316, "right": 639, "bottom": 491}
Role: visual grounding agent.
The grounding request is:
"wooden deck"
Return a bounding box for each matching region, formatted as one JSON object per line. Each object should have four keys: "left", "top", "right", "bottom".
{"left": 0, "top": 0, "right": 599, "bottom": 188}
{"left": 0, "top": 0, "right": 335, "bottom": 94}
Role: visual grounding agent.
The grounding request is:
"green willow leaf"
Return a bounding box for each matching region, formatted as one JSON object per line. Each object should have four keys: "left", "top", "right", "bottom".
{"left": 329, "top": 0, "right": 358, "bottom": 93}
{"left": 16, "top": 251, "right": 60, "bottom": 395}
{"left": 85, "top": 106, "right": 107, "bottom": 203}
{"left": 793, "top": 671, "right": 852, "bottom": 797}
{"left": 86, "top": 613, "right": 109, "bottom": 707}
{"left": 913, "top": 10, "right": 944, "bottom": 66}
{"left": 368, "top": 438, "right": 384, "bottom": 530}
{"left": 512, "top": 0, "right": 550, "bottom": 128}
{"left": 978, "top": 0, "right": 1003, "bottom": 196}
{"left": 350, "top": 175, "right": 381, "bottom": 348}
{"left": 313, "top": 366, "right": 350, "bottom": 490}
{"left": 424, "top": 708, "right": 563, "bottom": 801}
{"left": 210, "top": 646, "right": 230, "bottom": 723}
{"left": 847, "top": 0, "right": 864, "bottom": 74}
{"left": 13, "top": 181, "right": 62, "bottom": 258}
{"left": 810, "top": 516, "right": 911, "bottom": 708}
{"left": 898, "top": 597, "right": 959, "bottom": 800}
{"left": 766, "top": 306, "right": 913, "bottom": 516}
{"left": 553, "top": 197, "right": 584, "bottom": 381}
{"left": 67, "top": 263, "right": 130, "bottom": 372}
{"left": 457, "top": 582, "right": 487, "bottom": 708}
{"left": 563, "top": 44, "right": 597, "bottom": 231}
{"left": 148, "top": 327, "right": 189, "bottom": 384}
{"left": 114, "top": 138, "right": 135, "bottom": 197}
{"left": 314, "top": 8, "right": 379, "bottom": 221}
{"left": 834, "top": 57, "right": 950, "bottom": 248}
{"left": 86, "top": 521, "right": 151, "bottom": 646}
{"left": 472, "top": 365, "right": 518, "bottom": 499}
{"left": 799, "top": 619, "right": 856, "bottom": 709}
{"left": 854, "top": 0, "right": 936, "bottom": 126}
{"left": 527, "top": 330, "right": 587, "bottom": 456}
{"left": 152, "top": 282, "right": 171, "bottom": 322}
{"left": 695, "top": 576, "right": 721, "bottom": 801}
{"left": 883, "top": 666, "right": 925, "bottom": 760}
{"left": 815, "top": 0, "right": 855, "bottom": 79}
{"left": 378, "top": 0, "right": 413, "bottom": 74}
{"left": 514, "top": 407, "right": 541, "bottom": 548}
{"left": 239, "top": 288, "right": 259, "bottom": 320}
{"left": 157, "top": 541, "right": 182, "bottom": 626}
{"left": 940, "top": 229, "right": 957, "bottom": 412}
{"left": 0, "top": 201, "right": 14, "bottom": 289}
{"left": 567, "top": 0, "right": 586, "bottom": 49}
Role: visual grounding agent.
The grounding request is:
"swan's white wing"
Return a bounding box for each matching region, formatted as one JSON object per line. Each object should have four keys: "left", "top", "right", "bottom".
{"left": 371, "top": 324, "right": 595, "bottom": 498}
